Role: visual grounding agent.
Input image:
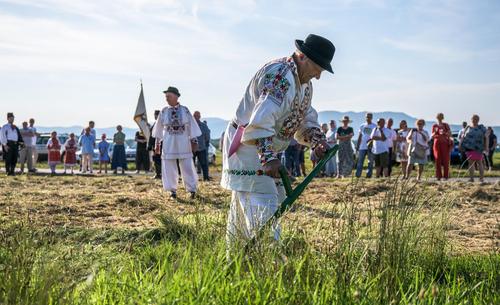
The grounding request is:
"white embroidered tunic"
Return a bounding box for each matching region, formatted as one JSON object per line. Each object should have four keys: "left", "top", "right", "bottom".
{"left": 221, "top": 56, "right": 325, "bottom": 195}
{"left": 153, "top": 104, "right": 202, "bottom": 160}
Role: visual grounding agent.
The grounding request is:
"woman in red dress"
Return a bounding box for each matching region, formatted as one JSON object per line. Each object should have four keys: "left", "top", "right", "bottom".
{"left": 431, "top": 113, "right": 452, "bottom": 180}
{"left": 63, "top": 133, "right": 77, "bottom": 174}
{"left": 47, "top": 131, "right": 61, "bottom": 175}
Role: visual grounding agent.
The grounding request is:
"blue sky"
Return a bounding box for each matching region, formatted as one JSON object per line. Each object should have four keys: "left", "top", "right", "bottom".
{"left": 0, "top": 0, "right": 499, "bottom": 127}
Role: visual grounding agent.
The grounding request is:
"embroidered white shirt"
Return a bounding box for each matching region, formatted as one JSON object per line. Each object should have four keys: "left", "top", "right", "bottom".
{"left": 152, "top": 104, "right": 202, "bottom": 160}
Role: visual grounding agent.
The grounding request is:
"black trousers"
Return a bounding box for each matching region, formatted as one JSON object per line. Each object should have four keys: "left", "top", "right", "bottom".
{"left": 284, "top": 145, "right": 300, "bottom": 177}
{"left": 388, "top": 147, "right": 394, "bottom": 176}
{"left": 4, "top": 142, "right": 19, "bottom": 175}
{"left": 135, "top": 147, "right": 150, "bottom": 171}
{"left": 487, "top": 150, "right": 494, "bottom": 168}
{"left": 193, "top": 150, "right": 209, "bottom": 180}
{"left": 152, "top": 154, "right": 161, "bottom": 177}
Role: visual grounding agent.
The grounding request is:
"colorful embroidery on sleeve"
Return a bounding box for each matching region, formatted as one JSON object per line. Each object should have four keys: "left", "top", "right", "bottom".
{"left": 256, "top": 137, "right": 278, "bottom": 165}
{"left": 260, "top": 64, "right": 292, "bottom": 106}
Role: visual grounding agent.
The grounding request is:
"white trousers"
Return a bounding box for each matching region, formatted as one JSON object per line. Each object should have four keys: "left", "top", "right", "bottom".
{"left": 226, "top": 187, "right": 285, "bottom": 246}
{"left": 162, "top": 158, "right": 198, "bottom": 193}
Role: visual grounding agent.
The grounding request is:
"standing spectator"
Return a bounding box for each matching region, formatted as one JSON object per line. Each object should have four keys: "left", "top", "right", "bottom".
{"left": 81, "top": 121, "right": 96, "bottom": 139}
{"left": 457, "top": 121, "right": 468, "bottom": 165}
{"left": 370, "top": 118, "right": 390, "bottom": 178}
{"left": 386, "top": 118, "right": 398, "bottom": 176}
{"left": 355, "top": 113, "right": 376, "bottom": 178}
{"left": 79, "top": 127, "right": 95, "bottom": 174}
{"left": 19, "top": 121, "right": 35, "bottom": 174}
{"left": 112, "top": 125, "right": 127, "bottom": 174}
{"left": 153, "top": 86, "right": 201, "bottom": 199}
{"left": 406, "top": 119, "right": 430, "bottom": 181}
{"left": 284, "top": 138, "right": 301, "bottom": 177}
{"left": 431, "top": 113, "right": 452, "bottom": 180}
{"left": 80, "top": 121, "right": 96, "bottom": 172}
{"left": 0, "top": 112, "right": 24, "bottom": 176}
{"left": 193, "top": 111, "right": 211, "bottom": 181}
{"left": 298, "top": 145, "right": 307, "bottom": 176}
{"left": 336, "top": 116, "right": 354, "bottom": 178}
{"left": 28, "top": 118, "right": 40, "bottom": 172}
{"left": 486, "top": 127, "right": 497, "bottom": 171}
{"left": 135, "top": 130, "right": 149, "bottom": 174}
{"left": 148, "top": 110, "right": 162, "bottom": 179}
{"left": 395, "top": 120, "right": 410, "bottom": 178}
{"left": 325, "top": 120, "right": 338, "bottom": 177}
{"left": 98, "top": 134, "right": 110, "bottom": 174}
{"left": 47, "top": 131, "right": 61, "bottom": 175}
{"left": 459, "top": 115, "right": 488, "bottom": 182}
{"left": 63, "top": 133, "right": 77, "bottom": 174}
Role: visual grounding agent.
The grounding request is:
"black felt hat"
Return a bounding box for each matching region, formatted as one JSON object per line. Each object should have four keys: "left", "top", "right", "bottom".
{"left": 295, "top": 34, "right": 335, "bottom": 74}
{"left": 163, "top": 86, "right": 181, "bottom": 97}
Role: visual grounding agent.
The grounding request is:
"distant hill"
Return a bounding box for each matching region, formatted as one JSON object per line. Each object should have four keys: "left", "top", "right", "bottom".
{"left": 38, "top": 111, "right": 500, "bottom": 140}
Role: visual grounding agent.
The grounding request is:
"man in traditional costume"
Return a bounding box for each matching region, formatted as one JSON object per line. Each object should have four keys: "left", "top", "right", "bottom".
{"left": 221, "top": 34, "right": 336, "bottom": 245}
{"left": 1, "top": 112, "right": 24, "bottom": 176}
{"left": 153, "top": 86, "right": 202, "bottom": 199}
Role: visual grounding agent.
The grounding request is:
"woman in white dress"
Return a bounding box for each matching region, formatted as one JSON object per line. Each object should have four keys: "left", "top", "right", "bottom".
{"left": 406, "top": 119, "right": 430, "bottom": 181}
{"left": 395, "top": 120, "right": 410, "bottom": 178}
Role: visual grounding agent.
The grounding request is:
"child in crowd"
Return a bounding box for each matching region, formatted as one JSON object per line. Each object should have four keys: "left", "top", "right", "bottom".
{"left": 47, "top": 131, "right": 61, "bottom": 175}
{"left": 63, "top": 133, "right": 77, "bottom": 174}
{"left": 98, "top": 133, "right": 110, "bottom": 174}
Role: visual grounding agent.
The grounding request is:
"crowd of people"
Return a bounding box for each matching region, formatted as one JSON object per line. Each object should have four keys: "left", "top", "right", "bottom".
{"left": 1, "top": 110, "right": 497, "bottom": 184}
{"left": 279, "top": 112, "right": 497, "bottom": 182}
{"left": 0, "top": 106, "right": 212, "bottom": 186}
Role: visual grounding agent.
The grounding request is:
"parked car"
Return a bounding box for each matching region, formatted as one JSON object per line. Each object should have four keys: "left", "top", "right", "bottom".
{"left": 450, "top": 133, "right": 462, "bottom": 165}
{"left": 36, "top": 133, "right": 71, "bottom": 161}
{"left": 125, "top": 142, "right": 137, "bottom": 162}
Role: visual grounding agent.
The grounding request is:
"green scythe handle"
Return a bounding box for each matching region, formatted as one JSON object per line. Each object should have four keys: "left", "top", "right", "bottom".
{"left": 243, "top": 144, "right": 339, "bottom": 251}
{"left": 274, "top": 144, "right": 339, "bottom": 221}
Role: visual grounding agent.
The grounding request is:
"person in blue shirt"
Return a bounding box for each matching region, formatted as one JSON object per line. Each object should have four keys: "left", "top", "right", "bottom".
{"left": 98, "top": 133, "right": 110, "bottom": 174}
{"left": 79, "top": 127, "right": 95, "bottom": 174}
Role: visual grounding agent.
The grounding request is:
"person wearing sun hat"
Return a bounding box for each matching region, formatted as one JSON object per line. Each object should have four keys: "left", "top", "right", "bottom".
{"left": 153, "top": 86, "right": 202, "bottom": 200}
{"left": 221, "top": 34, "right": 336, "bottom": 248}
{"left": 336, "top": 115, "right": 355, "bottom": 178}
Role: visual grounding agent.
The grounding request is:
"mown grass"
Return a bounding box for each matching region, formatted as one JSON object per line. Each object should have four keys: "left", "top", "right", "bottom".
{"left": 1, "top": 179, "right": 498, "bottom": 304}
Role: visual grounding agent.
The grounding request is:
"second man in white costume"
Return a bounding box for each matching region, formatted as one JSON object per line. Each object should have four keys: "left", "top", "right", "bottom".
{"left": 154, "top": 86, "right": 202, "bottom": 199}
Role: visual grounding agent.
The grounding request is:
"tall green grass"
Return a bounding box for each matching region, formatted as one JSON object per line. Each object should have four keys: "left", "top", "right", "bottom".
{"left": 0, "top": 181, "right": 498, "bottom": 304}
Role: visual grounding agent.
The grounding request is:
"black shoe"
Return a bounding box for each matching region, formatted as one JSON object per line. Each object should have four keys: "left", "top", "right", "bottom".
{"left": 152, "top": 174, "right": 162, "bottom": 179}
{"left": 190, "top": 192, "right": 196, "bottom": 199}
{"left": 170, "top": 192, "right": 177, "bottom": 199}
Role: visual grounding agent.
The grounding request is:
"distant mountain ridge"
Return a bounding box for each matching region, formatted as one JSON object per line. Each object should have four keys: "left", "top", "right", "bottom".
{"left": 37, "top": 111, "right": 500, "bottom": 140}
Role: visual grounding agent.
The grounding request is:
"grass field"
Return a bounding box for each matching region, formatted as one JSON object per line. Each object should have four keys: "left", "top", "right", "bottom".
{"left": 0, "top": 160, "right": 498, "bottom": 304}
